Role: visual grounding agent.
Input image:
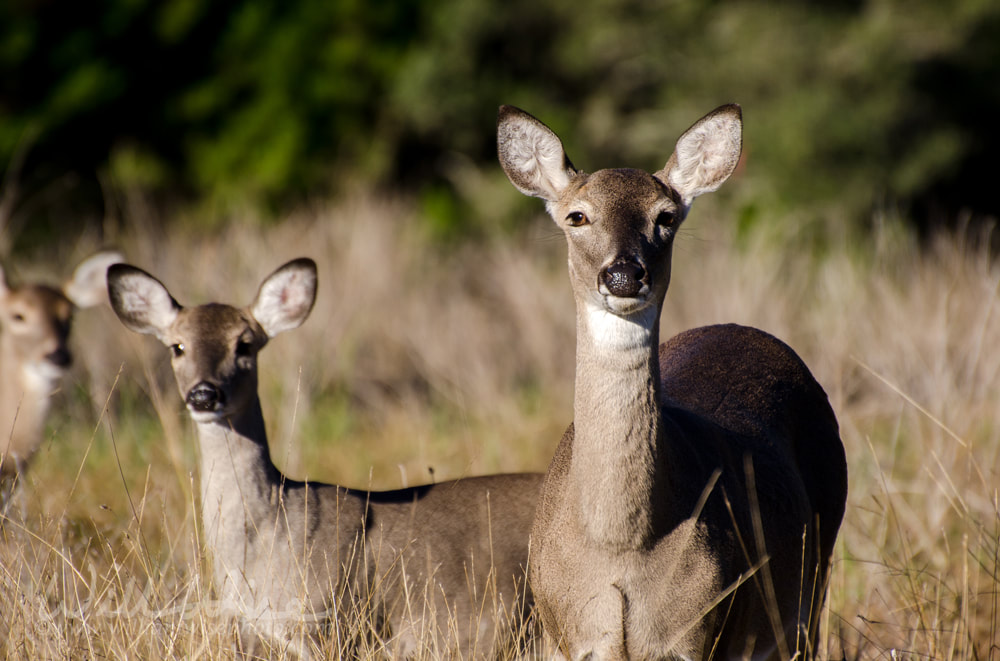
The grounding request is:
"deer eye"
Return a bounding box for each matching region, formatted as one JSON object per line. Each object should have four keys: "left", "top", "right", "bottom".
{"left": 566, "top": 211, "right": 589, "bottom": 227}
{"left": 170, "top": 343, "right": 185, "bottom": 358}
{"left": 11, "top": 313, "right": 24, "bottom": 322}
{"left": 656, "top": 210, "right": 676, "bottom": 227}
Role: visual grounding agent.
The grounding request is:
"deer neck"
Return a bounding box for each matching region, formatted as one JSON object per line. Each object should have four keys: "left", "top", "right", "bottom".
{"left": 571, "top": 301, "right": 665, "bottom": 550}
{"left": 0, "top": 339, "right": 57, "bottom": 471}
{"left": 193, "top": 397, "right": 283, "bottom": 561}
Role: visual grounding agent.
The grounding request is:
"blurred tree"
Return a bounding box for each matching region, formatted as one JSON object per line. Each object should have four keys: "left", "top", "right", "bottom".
{"left": 901, "top": 9, "right": 1000, "bottom": 236}
{"left": 0, "top": 0, "right": 421, "bottom": 245}
{"left": 0, "top": 0, "right": 997, "bottom": 247}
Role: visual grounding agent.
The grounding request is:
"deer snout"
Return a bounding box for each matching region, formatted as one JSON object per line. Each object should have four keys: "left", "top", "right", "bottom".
{"left": 601, "top": 259, "right": 647, "bottom": 298}
{"left": 45, "top": 347, "right": 72, "bottom": 368}
{"left": 186, "top": 381, "right": 225, "bottom": 412}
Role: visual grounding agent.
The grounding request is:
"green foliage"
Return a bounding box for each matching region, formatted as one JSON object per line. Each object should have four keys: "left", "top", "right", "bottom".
{"left": 1, "top": 0, "right": 998, "bottom": 240}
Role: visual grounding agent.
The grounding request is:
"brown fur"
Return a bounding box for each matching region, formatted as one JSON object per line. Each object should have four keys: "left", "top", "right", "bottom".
{"left": 498, "top": 104, "right": 846, "bottom": 659}
{"left": 108, "top": 258, "right": 540, "bottom": 658}
{"left": 0, "top": 251, "right": 122, "bottom": 514}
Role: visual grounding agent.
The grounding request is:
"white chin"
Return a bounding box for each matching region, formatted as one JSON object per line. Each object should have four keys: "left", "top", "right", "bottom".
{"left": 24, "top": 362, "right": 65, "bottom": 391}
{"left": 603, "top": 295, "right": 648, "bottom": 315}
{"left": 188, "top": 409, "right": 224, "bottom": 423}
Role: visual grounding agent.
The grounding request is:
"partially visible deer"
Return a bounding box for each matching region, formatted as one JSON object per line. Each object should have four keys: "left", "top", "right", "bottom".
{"left": 498, "top": 104, "right": 847, "bottom": 659}
{"left": 107, "top": 258, "right": 541, "bottom": 659}
{"left": 0, "top": 250, "right": 123, "bottom": 514}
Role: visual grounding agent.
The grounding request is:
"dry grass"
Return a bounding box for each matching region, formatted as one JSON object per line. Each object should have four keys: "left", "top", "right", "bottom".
{"left": 1, "top": 194, "right": 998, "bottom": 658}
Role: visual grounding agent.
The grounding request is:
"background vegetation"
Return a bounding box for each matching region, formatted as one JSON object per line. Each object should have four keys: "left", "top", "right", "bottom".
{"left": 1, "top": 0, "right": 999, "bottom": 247}
{"left": 1, "top": 0, "right": 998, "bottom": 658}
{"left": 2, "top": 199, "right": 998, "bottom": 658}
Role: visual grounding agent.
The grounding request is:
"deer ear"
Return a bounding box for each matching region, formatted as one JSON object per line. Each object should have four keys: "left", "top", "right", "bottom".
{"left": 251, "top": 258, "right": 317, "bottom": 338}
{"left": 498, "top": 105, "right": 578, "bottom": 203}
{"left": 64, "top": 250, "right": 125, "bottom": 308}
{"left": 657, "top": 104, "right": 742, "bottom": 208}
{"left": 107, "top": 264, "right": 180, "bottom": 344}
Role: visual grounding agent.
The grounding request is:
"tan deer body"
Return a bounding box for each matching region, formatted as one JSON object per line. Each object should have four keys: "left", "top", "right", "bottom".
{"left": 498, "top": 105, "right": 847, "bottom": 660}
{"left": 107, "top": 259, "right": 540, "bottom": 658}
{"left": 0, "top": 251, "right": 123, "bottom": 512}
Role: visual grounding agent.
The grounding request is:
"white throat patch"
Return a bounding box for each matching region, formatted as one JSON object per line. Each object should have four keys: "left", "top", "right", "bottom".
{"left": 22, "top": 361, "right": 64, "bottom": 395}
{"left": 584, "top": 302, "right": 657, "bottom": 353}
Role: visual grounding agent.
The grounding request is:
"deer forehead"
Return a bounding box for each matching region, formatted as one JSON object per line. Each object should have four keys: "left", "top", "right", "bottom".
{"left": 2, "top": 286, "right": 74, "bottom": 330}
{"left": 558, "top": 168, "right": 675, "bottom": 219}
{"left": 172, "top": 304, "right": 263, "bottom": 351}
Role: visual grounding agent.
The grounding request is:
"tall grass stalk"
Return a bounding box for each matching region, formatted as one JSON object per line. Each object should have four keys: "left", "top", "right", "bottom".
{"left": 2, "top": 196, "right": 997, "bottom": 658}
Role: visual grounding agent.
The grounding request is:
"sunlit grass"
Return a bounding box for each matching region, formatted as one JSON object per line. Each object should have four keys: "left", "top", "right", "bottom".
{"left": 2, "top": 195, "right": 998, "bottom": 658}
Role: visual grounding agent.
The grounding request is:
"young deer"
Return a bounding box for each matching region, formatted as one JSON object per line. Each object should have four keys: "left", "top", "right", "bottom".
{"left": 498, "top": 105, "right": 847, "bottom": 660}
{"left": 0, "top": 250, "right": 123, "bottom": 514}
{"left": 107, "top": 258, "right": 541, "bottom": 659}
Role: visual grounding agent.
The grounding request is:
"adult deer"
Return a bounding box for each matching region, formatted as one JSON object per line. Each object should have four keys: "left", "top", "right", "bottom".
{"left": 107, "top": 258, "right": 540, "bottom": 658}
{"left": 498, "top": 104, "right": 847, "bottom": 660}
{"left": 0, "top": 250, "right": 123, "bottom": 514}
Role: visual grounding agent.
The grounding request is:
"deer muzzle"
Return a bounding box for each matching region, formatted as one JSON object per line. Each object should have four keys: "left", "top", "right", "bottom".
{"left": 601, "top": 259, "right": 647, "bottom": 298}
{"left": 186, "top": 381, "right": 226, "bottom": 412}
{"left": 44, "top": 347, "right": 72, "bottom": 368}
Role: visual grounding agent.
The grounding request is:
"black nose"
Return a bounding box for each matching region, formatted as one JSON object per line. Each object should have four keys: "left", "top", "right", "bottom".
{"left": 45, "top": 348, "right": 72, "bottom": 368}
{"left": 601, "top": 259, "right": 646, "bottom": 298}
{"left": 186, "top": 382, "right": 224, "bottom": 412}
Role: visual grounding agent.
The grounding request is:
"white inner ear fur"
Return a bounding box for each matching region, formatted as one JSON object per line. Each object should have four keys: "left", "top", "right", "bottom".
{"left": 667, "top": 114, "right": 740, "bottom": 205}
{"left": 64, "top": 252, "right": 125, "bottom": 308}
{"left": 508, "top": 122, "right": 572, "bottom": 200}
{"left": 117, "top": 274, "right": 178, "bottom": 340}
{"left": 252, "top": 270, "right": 313, "bottom": 338}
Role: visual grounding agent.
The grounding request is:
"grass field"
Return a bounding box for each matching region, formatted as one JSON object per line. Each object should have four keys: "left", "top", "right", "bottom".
{"left": 2, "top": 194, "right": 998, "bottom": 658}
